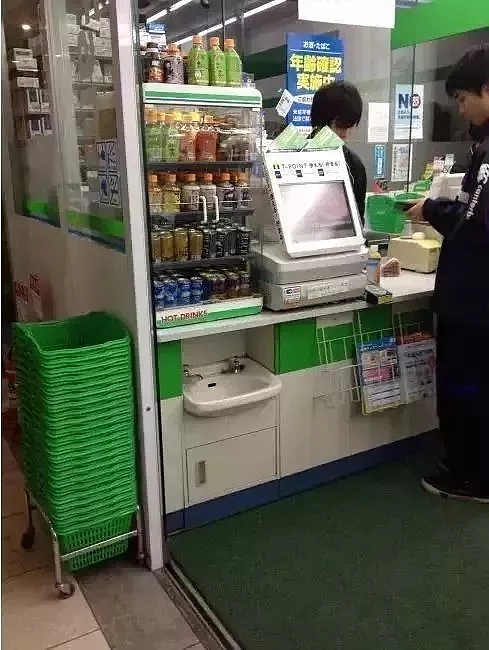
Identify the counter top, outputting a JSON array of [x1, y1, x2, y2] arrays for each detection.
[[156, 270, 435, 343]]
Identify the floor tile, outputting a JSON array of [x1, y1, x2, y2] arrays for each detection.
[[2, 567, 98, 650], [2, 512, 53, 580], [1, 468, 25, 518], [52, 630, 110, 650], [78, 561, 199, 650]]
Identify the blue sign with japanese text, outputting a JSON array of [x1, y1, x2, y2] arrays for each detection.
[[374, 144, 386, 179], [286, 33, 344, 129]]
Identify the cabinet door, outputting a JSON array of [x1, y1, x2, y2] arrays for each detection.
[[186, 428, 276, 506]]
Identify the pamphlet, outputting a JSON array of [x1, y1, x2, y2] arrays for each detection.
[[268, 124, 308, 151], [302, 126, 344, 151], [356, 337, 402, 414], [397, 333, 436, 404]]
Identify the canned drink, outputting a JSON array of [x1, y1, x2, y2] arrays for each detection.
[[237, 226, 252, 255], [200, 226, 217, 259], [190, 276, 203, 292], [188, 228, 204, 261], [164, 278, 178, 307], [151, 230, 162, 263], [153, 279, 166, 308], [173, 227, 189, 261], [223, 225, 237, 256], [238, 271, 251, 296], [225, 272, 240, 298], [160, 229, 174, 261], [201, 274, 211, 301], [177, 290, 191, 306], [213, 273, 227, 300], [191, 289, 203, 304], [177, 277, 191, 292], [215, 227, 226, 258]]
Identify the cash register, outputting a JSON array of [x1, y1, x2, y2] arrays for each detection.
[[253, 148, 367, 310]]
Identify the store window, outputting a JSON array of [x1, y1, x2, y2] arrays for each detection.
[[2, 0, 58, 223]]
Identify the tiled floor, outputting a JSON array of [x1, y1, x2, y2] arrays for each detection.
[[1, 438, 207, 650]]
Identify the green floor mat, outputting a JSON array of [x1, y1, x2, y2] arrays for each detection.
[[170, 457, 489, 650]]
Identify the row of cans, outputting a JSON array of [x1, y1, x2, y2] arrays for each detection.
[[151, 222, 252, 263], [153, 269, 251, 309]]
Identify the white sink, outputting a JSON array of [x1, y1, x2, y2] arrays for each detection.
[[183, 359, 282, 417]]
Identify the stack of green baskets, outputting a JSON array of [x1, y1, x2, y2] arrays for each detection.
[[13, 312, 138, 571]]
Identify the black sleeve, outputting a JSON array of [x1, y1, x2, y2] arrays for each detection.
[[353, 160, 367, 225], [422, 198, 463, 237]]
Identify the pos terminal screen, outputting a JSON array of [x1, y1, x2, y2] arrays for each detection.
[[278, 181, 356, 244]]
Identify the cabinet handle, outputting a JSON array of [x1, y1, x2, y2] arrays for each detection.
[[196, 460, 206, 486]]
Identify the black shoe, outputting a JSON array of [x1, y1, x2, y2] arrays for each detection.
[[421, 475, 489, 504], [437, 458, 450, 473]]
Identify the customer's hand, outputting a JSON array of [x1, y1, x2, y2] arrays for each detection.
[[406, 199, 426, 222]]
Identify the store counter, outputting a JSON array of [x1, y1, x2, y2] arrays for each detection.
[[156, 270, 435, 343], [157, 269, 437, 533]]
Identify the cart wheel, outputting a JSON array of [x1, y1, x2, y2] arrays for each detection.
[[56, 582, 75, 599], [21, 529, 35, 550], [136, 552, 146, 567]]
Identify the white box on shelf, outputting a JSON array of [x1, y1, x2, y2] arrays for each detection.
[[10, 76, 40, 89], [10, 48, 33, 61], [9, 58, 38, 72]]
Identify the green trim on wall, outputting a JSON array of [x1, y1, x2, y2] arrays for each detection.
[[66, 211, 125, 238], [392, 0, 488, 49], [156, 341, 183, 400], [244, 46, 287, 81], [274, 319, 320, 374]]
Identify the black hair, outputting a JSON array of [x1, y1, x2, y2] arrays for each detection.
[[445, 44, 489, 97], [310, 81, 363, 130]]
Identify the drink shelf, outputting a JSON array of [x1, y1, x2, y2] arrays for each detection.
[[150, 207, 254, 224], [146, 161, 254, 172], [153, 255, 250, 272]]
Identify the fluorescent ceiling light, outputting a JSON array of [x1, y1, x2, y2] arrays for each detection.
[[147, 8, 168, 22], [175, 35, 193, 46], [198, 16, 237, 36], [21, 23, 31, 31], [170, 0, 193, 11], [243, 0, 286, 19]]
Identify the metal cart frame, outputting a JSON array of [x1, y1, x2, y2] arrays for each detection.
[[21, 488, 145, 598]]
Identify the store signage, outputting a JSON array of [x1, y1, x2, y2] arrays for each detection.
[[394, 84, 424, 140], [297, 0, 396, 29], [286, 33, 344, 129], [373, 144, 386, 179], [158, 308, 208, 325]]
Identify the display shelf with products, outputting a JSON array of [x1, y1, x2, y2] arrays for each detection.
[[141, 83, 263, 327]]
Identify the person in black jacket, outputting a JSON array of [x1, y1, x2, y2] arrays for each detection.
[[408, 44, 489, 503], [310, 82, 367, 224]]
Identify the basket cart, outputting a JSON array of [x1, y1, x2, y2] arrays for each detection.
[[13, 312, 145, 598], [21, 491, 144, 598]]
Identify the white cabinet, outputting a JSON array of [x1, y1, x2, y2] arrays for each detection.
[[186, 428, 277, 506]]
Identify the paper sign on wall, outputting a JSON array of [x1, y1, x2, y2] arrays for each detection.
[[367, 102, 390, 143], [298, 0, 396, 29], [391, 143, 413, 183], [394, 84, 424, 141]]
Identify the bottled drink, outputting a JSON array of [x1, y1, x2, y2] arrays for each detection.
[[143, 42, 163, 82], [161, 173, 181, 213], [147, 174, 162, 215], [196, 115, 218, 162], [145, 108, 162, 163], [208, 37, 226, 86], [181, 173, 200, 212], [187, 35, 209, 86], [163, 43, 184, 84], [224, 38, 242, 87], [179, 113, 197, 162], [217, 172, 235, 211], [163, 113, 180, 162]]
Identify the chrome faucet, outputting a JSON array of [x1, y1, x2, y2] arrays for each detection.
[[223, 356, 245, 374], [183, 365, 203, 381]]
